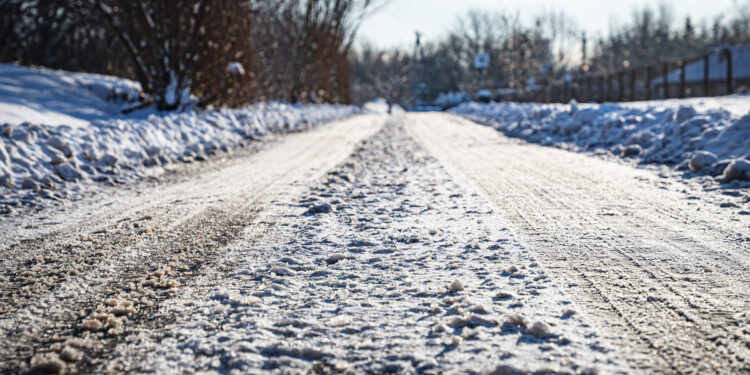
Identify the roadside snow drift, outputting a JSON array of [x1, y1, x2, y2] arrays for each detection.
[[0, 64, 145, 128], [451, 97, 750, 184], [0, 64, 360, 210]]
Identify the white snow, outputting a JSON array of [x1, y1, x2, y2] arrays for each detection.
[[227, 62, 246, 76], [525, 321, 551, 337], [451, 96, 750, 183], [0, 64, 360, 210], [435, 92, 469, 109], [448, 279, 465, 292], [721, 158, 750, 182], [122, 121, 628, 373], [0, 64, 145, 128], [689, 151, 719, 172], [163, 71, 179, 107], [363, 98, 405, 114], [621, 95, 750, 118]]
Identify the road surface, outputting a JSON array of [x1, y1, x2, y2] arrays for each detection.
[[0, 113, 748, 374]]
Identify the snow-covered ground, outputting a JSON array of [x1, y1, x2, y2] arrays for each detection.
[[1, 113, 747, 373], [0, 64, 360, 214], [451, 96, 750, 186], [128, 120, 625, 374], [0, 117, 628, 374]]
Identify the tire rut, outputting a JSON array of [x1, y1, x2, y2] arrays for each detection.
[[0, 115, 385, 374], [0, 200, 264, 374], [409, 113, 750, 374]]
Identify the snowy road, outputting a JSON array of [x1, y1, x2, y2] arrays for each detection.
[[409, 114, 750, 374], [1, 113, 749, 374]]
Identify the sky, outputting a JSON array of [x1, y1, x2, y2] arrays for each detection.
[[357, 0, 743, 52]]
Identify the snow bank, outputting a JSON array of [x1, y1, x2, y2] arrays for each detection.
[[0, 64, 146, 128], [0, 64, 360, 209], [450, 97, 750, 183], [0, 103, 358, 189]]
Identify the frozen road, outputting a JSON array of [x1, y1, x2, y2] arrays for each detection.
[[0, 114, 748, 374]]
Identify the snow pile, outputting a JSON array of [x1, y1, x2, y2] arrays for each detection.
[[363, 98, 405, 114], [0, 64, 360, 207], [0, 103, 358, 191], [434, 92, 468, 109], [0, 64, 146, 128], [451, 97, 750, 183]]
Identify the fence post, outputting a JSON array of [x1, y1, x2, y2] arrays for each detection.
[[580, 74, 591, 102], [618, 72, 624, 101], [570, 81, 575, 102], [703, 55, 710, 96], [662, 63, 669, 99], [551, 85, 556, 103], [724, 48, 733, 94], [646, 66, 652, 100], [630, 69, 636, 101], [571, 79, 577, 102], [679, 60, 686, 98], [586, 76, 591, 102], [549, 85, 553, 103]]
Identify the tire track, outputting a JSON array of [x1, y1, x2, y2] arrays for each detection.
[[409, 113, 750, 374], [0, 115, 384, 374]]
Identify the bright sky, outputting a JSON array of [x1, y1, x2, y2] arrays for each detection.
[[358, 0, 742, 51]]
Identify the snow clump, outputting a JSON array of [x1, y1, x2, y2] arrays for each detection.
[[689, 151, 719, 172], [720, 159, 750, 182], [448, 279, 465, 292]]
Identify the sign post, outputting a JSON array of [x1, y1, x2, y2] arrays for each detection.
[[474, 52, 490, 101], [474, 52, 490, 69]]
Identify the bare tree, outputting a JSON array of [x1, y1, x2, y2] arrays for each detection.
[[351, 44, 415, 111], [249, 0, 383, 104], [94, 1, 254, 110], [1, 0, 385, 109]]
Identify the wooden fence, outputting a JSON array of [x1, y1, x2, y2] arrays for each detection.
[[537, 47, 746, 103]]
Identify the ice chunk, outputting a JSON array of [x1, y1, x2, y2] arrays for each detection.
[[448, 279, 464, 292], [720, 159, 750, 182], [674, 105, 698, 123], [526, 321, 551, 336], [54, 164, 82, 181], [304, 203, 332, 215], [506, 313, 528, 327], [688, 151, 718, 172]]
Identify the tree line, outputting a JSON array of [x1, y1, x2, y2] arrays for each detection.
[[0, 0, 378, 110], [587, 4, 750, 74], [351, 2, 750, 108]]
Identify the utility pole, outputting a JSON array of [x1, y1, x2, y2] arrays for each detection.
[[413, 31, 425, 108], [581, 32, 587, 70], [414, 31, 422, 60]]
